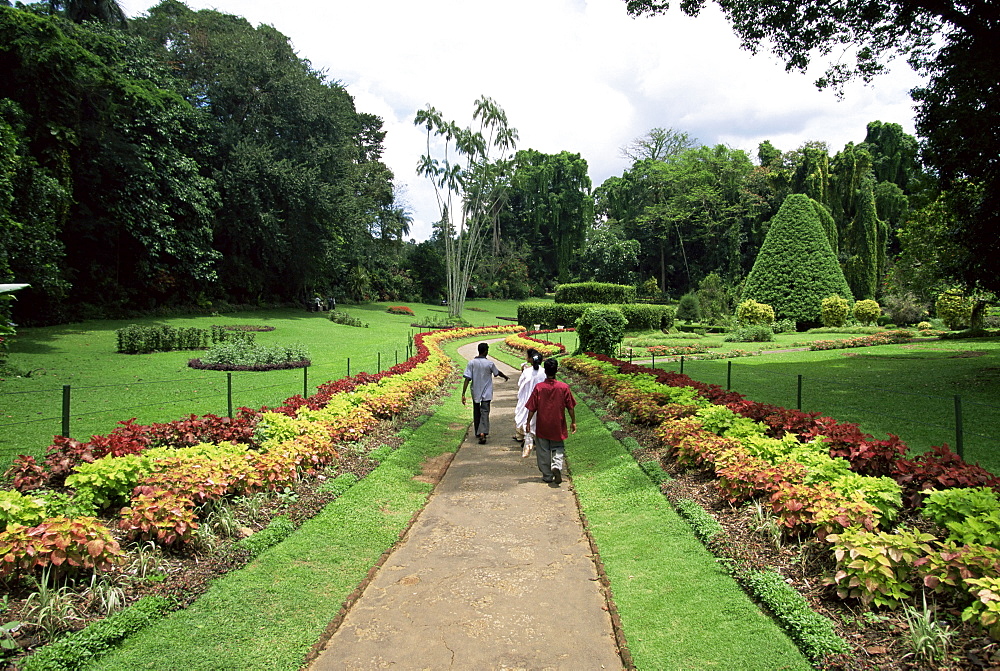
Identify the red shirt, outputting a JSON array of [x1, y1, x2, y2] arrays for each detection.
[[525, 378, 576, 441]]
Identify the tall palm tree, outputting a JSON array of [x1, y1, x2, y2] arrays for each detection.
[[48, 0, 127, 27]]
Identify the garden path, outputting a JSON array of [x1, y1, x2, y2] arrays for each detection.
[[308, 341, 624, 670]]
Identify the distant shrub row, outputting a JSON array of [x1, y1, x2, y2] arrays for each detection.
[[554, 282, 636, 305], [115, 324, 274, 354], [518, 302, 675, 331]]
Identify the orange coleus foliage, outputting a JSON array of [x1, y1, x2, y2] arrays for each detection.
[[0, 516, 123, 577], [118, 487, 199, 546]]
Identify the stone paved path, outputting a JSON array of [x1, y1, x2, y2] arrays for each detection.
[[309, 341, 623, 670]]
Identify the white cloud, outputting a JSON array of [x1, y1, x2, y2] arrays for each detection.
[[119, 0, 926, 241]]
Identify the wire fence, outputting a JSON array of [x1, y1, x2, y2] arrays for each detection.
[[633, 354, 1000, 471], [0, 345, 417, 469]]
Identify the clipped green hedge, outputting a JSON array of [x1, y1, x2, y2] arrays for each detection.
[[518, 302, 674, 331], [20, 596, 173, 671], [744, 570, 850, 662], [554, 282, 636, 304], [115, 325, 210, 354]]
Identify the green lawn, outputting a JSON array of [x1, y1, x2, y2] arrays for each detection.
[[0, 300, 523, 471]]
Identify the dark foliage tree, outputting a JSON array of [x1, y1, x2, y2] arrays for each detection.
[[404, 239, 447, 303], [133, 0, 393, 304], [505, 149, 592, 285], [596, 145, 757, 294], [49, 0, 127, 26], [573, 224, 640, 286], [1, 7, 219, 322]]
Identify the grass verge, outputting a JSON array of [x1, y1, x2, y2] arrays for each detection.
[[83, 380, 470, 670], [568, 389, 812, 670]]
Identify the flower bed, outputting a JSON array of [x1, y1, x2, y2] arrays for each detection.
[[809, 330, 913, 351], [563, 351, 1000, 646], [386, 306, 414, 315], [502, 328, 572, 357], [1, 325, 521, 577]]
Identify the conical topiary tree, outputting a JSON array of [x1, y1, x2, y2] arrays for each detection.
[[742, 193, 854, 327]]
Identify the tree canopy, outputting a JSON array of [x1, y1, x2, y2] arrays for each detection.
[[624, 0, 1000, 296]]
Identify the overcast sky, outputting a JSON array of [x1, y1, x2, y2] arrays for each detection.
[[119, 0, 925, 241]]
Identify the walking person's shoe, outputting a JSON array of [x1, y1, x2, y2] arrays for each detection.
[[552, 467, 562, 484], [478, 433, 487, 444]]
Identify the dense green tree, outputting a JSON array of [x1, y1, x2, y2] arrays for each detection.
[[861, 121, 920, 191], [1, 6, 220, 321], [404, 239, 447, 303], [844, 175, 882, 300], [134, 1, 392, 303], [624, 0, 1000, 296], [598, 145, 755, 294], [573, 224, 640, 285], [505, 149, 592, 285], [790, 142, 831, 206], [742, 193, 854, 325]]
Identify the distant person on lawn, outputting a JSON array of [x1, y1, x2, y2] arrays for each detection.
[[461, 342, 509, 444], [525, 358, 576, 484]]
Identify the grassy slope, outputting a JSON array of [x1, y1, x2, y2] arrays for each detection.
[[0, 300, 521, 471]]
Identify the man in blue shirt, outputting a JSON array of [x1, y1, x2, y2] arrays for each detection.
[[461, 342, 509, 444]]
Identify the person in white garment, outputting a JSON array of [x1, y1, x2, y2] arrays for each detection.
[[513, 349, 546, 457]]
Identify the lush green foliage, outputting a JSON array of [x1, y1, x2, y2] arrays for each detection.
[[575, 307, 627, 356], [853, 299, 882, 326], [742, 194, 854, 325], [828, 526, 936, 608], [936, 290, 974, 330], [821, 295, 850, 327], [505, 151, 593, 286], [735, 299, 774, 325], [0, 489, 46, 530], [63, 455, 153, 510]]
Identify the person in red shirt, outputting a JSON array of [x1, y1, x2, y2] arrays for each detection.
[[524, 358, 577, 484]]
